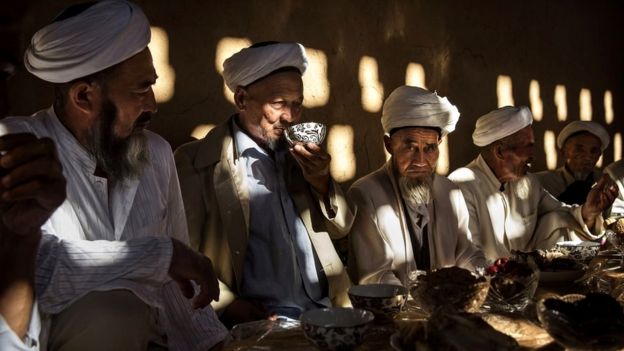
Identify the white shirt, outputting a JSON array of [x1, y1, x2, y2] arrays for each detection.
[[449, 154, 603, 261], [0, 303, 40, 351], [0, 108, 227, 351]]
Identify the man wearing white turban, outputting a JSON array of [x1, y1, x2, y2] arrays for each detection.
[[534, 121, 610, 205], [175, 41, 353, 327], [2, 1, 228, 350], [449, 106, 618, 261], [348, 86, 485, 286]]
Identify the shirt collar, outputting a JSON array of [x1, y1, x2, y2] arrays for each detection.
[[232, 117, 272, 159], [476, 153, 505, 191], [48, 106, 97, 174]]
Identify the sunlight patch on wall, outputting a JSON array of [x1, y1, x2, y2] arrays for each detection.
[[615, 133, 622, 161], [554, 85, 568, 122], [328, 125, 356, 182], [302, 48, 330, 108], [605, 90, 614, 125], [544, 130, 557, 170], [191, 124, 215, 140], [149, 27, 175, 103], [359, 56, 384, 112], [529, 80, 543, 121], [579, 88, 592, 121], [405, 63, 426, 88], [215, 37, 252, 104], [436, 137, 449, 175], [496, 75, 514, 107]]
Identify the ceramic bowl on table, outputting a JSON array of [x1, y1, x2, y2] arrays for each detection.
[[555, 240, 600, 262], [348, 284, 407, 321], [300, 307, 374, 351], [284, 122, 326, 146]]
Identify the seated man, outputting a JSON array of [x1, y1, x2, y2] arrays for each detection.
[[3, 1, 227, 349], [605, 160, 624, 217], [449, 106, 618, 260], [534, 121, 609, 204], [0, 134, 220, 350], [348, 86, 485, 286], [175, 42, 353, 326]]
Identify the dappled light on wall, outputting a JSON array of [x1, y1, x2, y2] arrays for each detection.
[[302, 48, 329, 108], [579, 88, 592, 121], [405, 63, 426, 89], [149, 27, 175, 103], [496, 75, 514, 108], [615, 133, 622, 161], [215, 37, 252, 104], [359, 56, 384, 112], [191, 124, 215, 140], [437, 137, 449, 175], [529, 80, 543, 121], [328, 125, 356, 182], [544, 130, 557, 170], [605, 90, 614, 125], [554, 85, 568, 122]]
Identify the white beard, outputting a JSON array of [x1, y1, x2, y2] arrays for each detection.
[[399, 176, 433, 207]]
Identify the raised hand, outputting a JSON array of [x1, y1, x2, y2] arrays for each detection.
[[582, 174, 619, 227], [289, 142, 331, 195], [0, 133, 66, 238]]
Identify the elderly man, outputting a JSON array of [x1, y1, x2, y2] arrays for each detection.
[[605, 160, 624, 217], [535, 121, 610, 204], [175, 42, 353, 326], [348, 86, 485, 286], [449, 106, 618, 260], [1, 1, 227, 350]]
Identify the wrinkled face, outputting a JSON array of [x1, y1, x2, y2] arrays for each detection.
[[562, 132, 602, 177], [385, 127, 440, 181], [103, 47, 157, 140], [497, 125, 535, 181], [236, 70, 303, 149]]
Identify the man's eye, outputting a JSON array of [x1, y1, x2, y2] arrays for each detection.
[[271, 101, 286, 109]]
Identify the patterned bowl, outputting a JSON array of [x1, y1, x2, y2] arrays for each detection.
[[555, 241, 600, 262], [300, 307, 374, 351], [285, 122, 327, 146], [348, 284, 407, 321]]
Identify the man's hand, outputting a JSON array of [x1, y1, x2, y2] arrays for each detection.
[[290, 143, 331, 196], [0, 133, 66, 238], [582, 174, 619, 227], [220, 298, 274, 329], [168, 238, 220, 309]]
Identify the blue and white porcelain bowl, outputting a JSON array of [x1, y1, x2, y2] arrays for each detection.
[[285, 122, 326, 146], [300, 307, 374, 351], [348, 284, 407, 321], [555, 241, 600, 262]]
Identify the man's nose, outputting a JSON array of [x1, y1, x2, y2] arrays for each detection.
[[413, 151, 426, 165], [144, 88, 158, 114]]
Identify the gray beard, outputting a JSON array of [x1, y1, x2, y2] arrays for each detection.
[[399, 176, 433, 207], [88, 98, 148, 181]]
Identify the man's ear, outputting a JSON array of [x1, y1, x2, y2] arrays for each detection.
[[234, 87, 247, 111], [383, 134, 393, 155], [67, 81, 101, 117], [493, 144, 506, 160]]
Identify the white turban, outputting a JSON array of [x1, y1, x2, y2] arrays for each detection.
[[222, 42, 308, 92], [381, 86, 460, 136], [556, 121, 610, 151], [24, 0, 150, 83], [472, 106, 533, 147]]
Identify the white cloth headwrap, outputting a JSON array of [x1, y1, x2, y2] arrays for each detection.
[[556, 121, 610, 151], [24, 0, 151, 83], [381, 85, 460, 136], [222, 42, 308, 93], [472, 106, 533, 147]]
